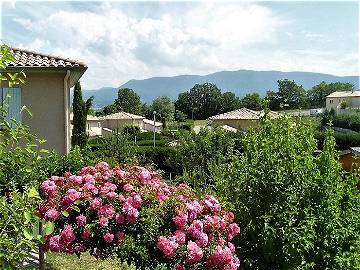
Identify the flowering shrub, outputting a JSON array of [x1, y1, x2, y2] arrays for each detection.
[[39, 162, 240, 269]]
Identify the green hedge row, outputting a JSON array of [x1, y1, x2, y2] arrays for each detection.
[[316, 131, 360, 150]]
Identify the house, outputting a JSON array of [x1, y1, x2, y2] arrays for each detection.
[[326, 91, 360, 112], [208, 108, 279, 130], [70, 113, 102, 138], [1, 47, 87, 153], [338, 147, 360, 171], [143, 118, 163, 133], [101, 111, 145, 131]]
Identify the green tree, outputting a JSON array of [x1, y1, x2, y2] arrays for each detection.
[[209, 116, 360, 269], [175, 83, 222, 119], [265, 90, 279, 110], [308, 81, 355, 108], [114, 88, 142, 115], [150, 96, 175, 128], [240, 93, 263, 110], [276, 79, 307, 109], [219, 92, 242, 113], [71, 82, 93, 148]]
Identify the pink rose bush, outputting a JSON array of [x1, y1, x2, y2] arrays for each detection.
[[39, 162, 240, 269]]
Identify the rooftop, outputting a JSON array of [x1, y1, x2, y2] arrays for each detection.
[[7, 47, 87, 69], [209, 108, 279, 120], [326, 91, 360, 98], [102, 111, 144, 120], [143, 119, 163, 127]]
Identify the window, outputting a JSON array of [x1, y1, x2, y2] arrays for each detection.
[[97, 122, 101, 128], [1, 88, 22, 126], [87, 123, 90, 130], [329, 99, 333, 104]]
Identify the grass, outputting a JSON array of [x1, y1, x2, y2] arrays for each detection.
[[45, 252, 136, 270], [193, 120, 207, 126]]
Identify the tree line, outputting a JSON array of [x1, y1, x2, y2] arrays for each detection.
[[95, 80, 355, 120]]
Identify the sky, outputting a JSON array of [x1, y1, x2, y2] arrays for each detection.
[[1, 0, 359, 90]]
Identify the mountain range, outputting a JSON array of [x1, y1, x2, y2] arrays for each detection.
[[82, 70, 360, 108]]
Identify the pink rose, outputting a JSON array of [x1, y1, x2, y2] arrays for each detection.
[[60, 224, 75, 243], [115, 213, 125, 224], [99, 216, 109, 227], [44, 208, 60, 221], [127, 207, 139, 224], [157, 236, 178, 258], [123, 184, 133, 192], [49, 235, 61, 252], [175, 230, 186, 244], [186, 241, 203, 264], [173, 213, 188, 229], [90, 198, 102, 209], [228, 223, 240, 240], [76, 214, 87, 226], [81, 229, 92, 240], [103, 232, 114, 243], [115, 231, 125, 243]]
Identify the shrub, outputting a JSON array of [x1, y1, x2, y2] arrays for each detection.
[[315, 130, 360, 150], [136, 146, 177, 175], [209, 116, 360, 269], [39, 163, 241, 270]]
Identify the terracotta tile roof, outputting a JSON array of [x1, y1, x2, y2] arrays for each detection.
[[209, 108, 279, 120], [326, 91, 360, 98], [8, 47, 86, 68], [102, 111, 144, 120]]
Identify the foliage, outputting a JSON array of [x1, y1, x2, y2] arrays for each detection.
[[307, 81, 354, 108], [39, 163, 241, 270], [316, 130, 360, 151], [269, 79, 307, 110], [0, 187, 43, 269], [71, 82, 93, 148], [172, 128, 238, 189], [322, 111, 360, 132], [114, 88, 142, 115], [136, 146, 177, 175], [208, 116, 360, 269], [150, 96, 175, 127], [174, 110, 188, 123], [175, 83, 223, 120], [219, 92, 242, 113], [239, 93, 262, 111], [122, 125, 141, 141], [88, 133, 138, 166]]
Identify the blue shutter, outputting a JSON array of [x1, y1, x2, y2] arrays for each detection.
[[2, 88, 22, 126]]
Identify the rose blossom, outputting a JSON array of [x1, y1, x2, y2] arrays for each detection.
[[49, 235, 61, 252], [115, 213, 125, 224], [103, 232, 114, 243], [76, 214, 87, 226], [61, 224, 75, 243], [123, 183, 133, 192], [44, 208, 60, 221], [99, 216, 109, 227], [90, 198, 102, 209], [157, 236, 178, 258], [81, 229, 92, 240], [186, 241, 203, 264], [116, 231, 125, 243]]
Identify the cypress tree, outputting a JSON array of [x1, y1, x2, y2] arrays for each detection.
[[71, 81, 93, 148]]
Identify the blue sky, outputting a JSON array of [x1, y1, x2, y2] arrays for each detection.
[[1, 1, 359, 89]]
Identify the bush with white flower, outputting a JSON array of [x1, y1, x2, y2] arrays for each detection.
[[39, 162, 240, 269]]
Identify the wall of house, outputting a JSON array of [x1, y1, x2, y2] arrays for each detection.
[[86, 120, 102, 137], [211, 119, 259, 130], [144, 123, 162, 133], [103, 119, 144, 130], [326, 97, 352, 111], [19, 72, 67, 153]]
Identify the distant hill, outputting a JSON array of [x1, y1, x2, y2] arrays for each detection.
[[82, 70, 360, 108]]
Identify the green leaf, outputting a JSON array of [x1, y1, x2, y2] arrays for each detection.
[[44, 221, 54, 235], [24, 210, 32, 224], [71, 205, 80, 212], [23, 228, 33, 240], [62, 210, 69, 217], [28, 186, 40, 199]]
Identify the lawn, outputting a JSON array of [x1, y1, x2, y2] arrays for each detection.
[[193, 120, 208, 126], [45, 252, 135, 270]]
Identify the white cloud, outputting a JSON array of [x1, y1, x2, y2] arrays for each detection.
[[6, 2, 358, 89], [9, 2, 286, 89]]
